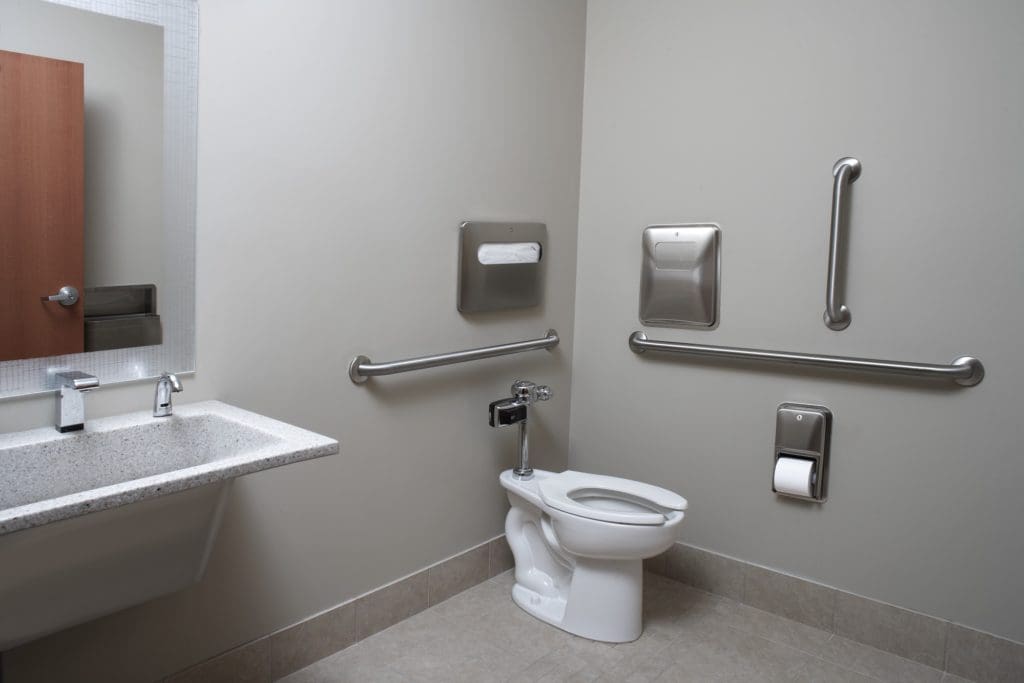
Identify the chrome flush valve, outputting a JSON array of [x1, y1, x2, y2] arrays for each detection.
[[511, 379, 552, 405], [490, 380, 552, 480]]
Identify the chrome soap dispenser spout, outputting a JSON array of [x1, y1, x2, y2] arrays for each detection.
[[153, 372, 183, 417]]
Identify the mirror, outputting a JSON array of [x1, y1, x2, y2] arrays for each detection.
[[0, 0, 197, 397]]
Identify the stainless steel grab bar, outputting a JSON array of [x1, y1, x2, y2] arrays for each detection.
[[349, 329, 559, 383], [628, 332, 984, 386], [824, 157, 861, 330]]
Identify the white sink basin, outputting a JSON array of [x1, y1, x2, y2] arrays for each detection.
[[0, 400, 337, 649]]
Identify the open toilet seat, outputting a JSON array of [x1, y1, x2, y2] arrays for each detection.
[[502, 468, 688, 641], [538, 470, 688, 526]]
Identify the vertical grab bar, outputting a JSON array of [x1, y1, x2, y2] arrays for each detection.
[[824, 157, 861, 330]]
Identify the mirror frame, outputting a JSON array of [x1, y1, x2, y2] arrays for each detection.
[[0, 0, 198, 399]]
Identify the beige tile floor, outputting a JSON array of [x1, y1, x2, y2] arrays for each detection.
[[280, 572, 971, 683]]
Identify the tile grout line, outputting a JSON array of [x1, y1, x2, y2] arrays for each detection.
[[718, 622, 888, 683], [287, 534, 500, 639], [643, 585, 893, 683], [694, 581, 935, 683], [299, 565, 957, 683], [348, 572, 939, 683], [173, 537, 1013, 683], [655, 541, 1022, 680], [284, 560, 510, 681], [830, 586, 838, 635], [169, 535, 507, 682], [942, 621, 951, 674]]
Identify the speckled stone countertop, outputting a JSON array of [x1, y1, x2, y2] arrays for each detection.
[[0, 400, 338, 536]]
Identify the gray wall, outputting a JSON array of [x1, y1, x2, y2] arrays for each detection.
[[570, 0, 1024, 643], [4, 1, 1024, 679], [0, 1, 586, 680], [0, 0, 163, 293]]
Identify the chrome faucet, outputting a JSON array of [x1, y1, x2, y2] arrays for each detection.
[[55, 371, 100, 432], [488, 380, 551, 479], [153, 372, 183, 417]]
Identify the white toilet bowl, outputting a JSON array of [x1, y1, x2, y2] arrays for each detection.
[[500, 469, 687, 643]]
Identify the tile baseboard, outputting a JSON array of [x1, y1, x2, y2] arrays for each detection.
[[163, 535, 512, 683], [143, 536, 1024, 683], [647, 542, 1024, 683]]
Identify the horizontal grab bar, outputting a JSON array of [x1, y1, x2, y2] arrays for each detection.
[[349, 329, 559, 384], [628, 332, 984, 387]]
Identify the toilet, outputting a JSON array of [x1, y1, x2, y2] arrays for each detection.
[[500, 468, 687, 643]]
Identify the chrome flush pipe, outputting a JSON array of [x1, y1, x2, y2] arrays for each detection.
[[517, 419, 530, 479]]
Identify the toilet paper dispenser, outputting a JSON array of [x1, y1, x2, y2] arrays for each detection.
[[773, 403, 832, 502]]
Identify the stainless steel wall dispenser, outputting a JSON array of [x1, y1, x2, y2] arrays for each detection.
[[458, 221, 546, 313], [639, 224, 720, 328], [773, 403, 832, 502]]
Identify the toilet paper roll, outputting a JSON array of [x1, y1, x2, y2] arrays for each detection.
[[477, 242, 541, 264], [773, 457, 816, 497]]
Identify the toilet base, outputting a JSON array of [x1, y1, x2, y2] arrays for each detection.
[[501, 469, 682, 644], [511, 557, 643, 643]]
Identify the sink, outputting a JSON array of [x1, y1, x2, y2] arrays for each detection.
[[0, 400, 338, 649]]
